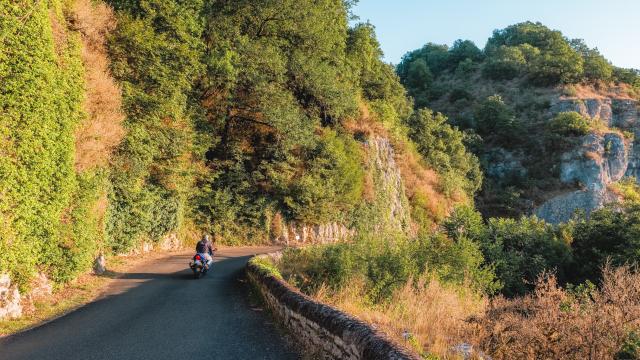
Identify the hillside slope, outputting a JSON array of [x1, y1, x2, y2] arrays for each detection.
[[0, 0, 474, 318], [398, 22, 640, 221]]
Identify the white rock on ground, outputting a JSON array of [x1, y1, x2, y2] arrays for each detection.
[[0, 273, 22, 320], [94, 254, 106, 275]]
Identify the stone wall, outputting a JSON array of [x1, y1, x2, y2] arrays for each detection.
[[246, 257, 421, 360]]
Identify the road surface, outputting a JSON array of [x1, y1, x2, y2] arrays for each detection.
[[0, 247, 300, 360]]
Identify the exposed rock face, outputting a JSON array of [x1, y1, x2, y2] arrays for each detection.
[[560, 133, 628, 190], [485, 148, 527, 184], [30, 272, 53, 300], [550, 98, 638, 129], [275, 222, 354, 245], [535, 189, 620, 224], [536, 98, 638, 223], [366, 137, 412, 233], [0, 274, 22, 320], [160, 232, 181, 250]]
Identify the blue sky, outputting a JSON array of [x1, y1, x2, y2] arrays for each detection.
[[351, 0, 640, 69]]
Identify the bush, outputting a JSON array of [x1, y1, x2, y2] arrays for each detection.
[[477, 265, 640, 360], [406, 109, 482, 196], [473, 95, 519, 142], [479, 217, 572, 296], [571, 203, 640, 282], [279, 233, 497, 304], [548, 111, 592, 136]]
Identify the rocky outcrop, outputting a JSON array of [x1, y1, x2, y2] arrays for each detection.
[[0, 274, 22, 320], [484, 148, 527, 184], [560, 133, 628, 190], [536, 98, 639, 223], [275, 222, 355, 245], [367, 137, 412, 233], [94, 254, 106, 275], [535, 189, 620, 224], [550, 98, 638, 129]]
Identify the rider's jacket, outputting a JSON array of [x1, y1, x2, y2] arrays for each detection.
[[196, 239, 214, 255]]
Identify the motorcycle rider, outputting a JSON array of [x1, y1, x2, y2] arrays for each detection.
[[195, 234, 216, 269]]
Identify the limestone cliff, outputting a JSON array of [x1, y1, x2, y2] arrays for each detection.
[[535, 98, 639, 223], [272, 136, 413, 244]]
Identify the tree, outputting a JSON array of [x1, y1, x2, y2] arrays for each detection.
[[481, 217, 571, 296], [571, 39, 613, 83], [448, 39, 483, 68], [473, 95, 518, 142], [482, 45, 529, 80], [406, 109, 482, 196]]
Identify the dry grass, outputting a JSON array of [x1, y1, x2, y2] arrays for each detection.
[[560, 83, 637, 100], [304, 265, 640, 359], [315, 276, 486, 359], [474, 265, 640, 360], [70, 0, 125, 171], [393, 140, 459, 230], [344, 101, 461, 229]]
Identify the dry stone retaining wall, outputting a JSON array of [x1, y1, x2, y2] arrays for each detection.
[[246, 257, 421, 360]]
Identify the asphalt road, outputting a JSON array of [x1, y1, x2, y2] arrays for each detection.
[[0, 247, 301, 360]]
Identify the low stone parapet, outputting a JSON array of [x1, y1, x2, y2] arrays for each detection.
[[246, 256, 421, 360]]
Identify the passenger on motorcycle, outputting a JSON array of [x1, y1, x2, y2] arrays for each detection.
[[195, 235, 216, 269]]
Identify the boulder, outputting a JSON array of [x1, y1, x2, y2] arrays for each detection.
[[534, 189, 620, 224], [94, 254, 106, 275], [0, 274, 22, 320]]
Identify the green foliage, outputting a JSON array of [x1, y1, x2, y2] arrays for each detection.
[[617, 332, 640, 360], [613, 67, 640, 88], [106, 0, 206, 251], [280, 233, 497, 305], [479, 217, 572, 296], [0, 1, 100, 288], [194, 1, 416, 241], [548, 111, 592, 136], [485, 22, 584, 85], [248, 256, 283, 279], [283, 130, 365, 223], [448, 39, 483, 66], [406, 109, 482, 196], [482, 45, 529, 80], [473, 95, 518, 141], [571, 203, 640, 282]]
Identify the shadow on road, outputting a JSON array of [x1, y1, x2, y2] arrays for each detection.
[[1, 252, 300, 360]]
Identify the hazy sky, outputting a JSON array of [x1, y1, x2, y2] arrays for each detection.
[[352, 0, 640, 69]]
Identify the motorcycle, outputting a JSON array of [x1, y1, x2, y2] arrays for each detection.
[[189, 254, 211, 279]]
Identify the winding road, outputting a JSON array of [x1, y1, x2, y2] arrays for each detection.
[[0, 247, 301, 360]]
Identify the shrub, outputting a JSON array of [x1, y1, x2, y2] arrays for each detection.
[[479, 216, 572, 296], [571, 203, 640, 283], [406, 109, 482, 197], [476, 265, 640, 360], [473, 95, 519, 142], [548, 111, 592, 136]]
